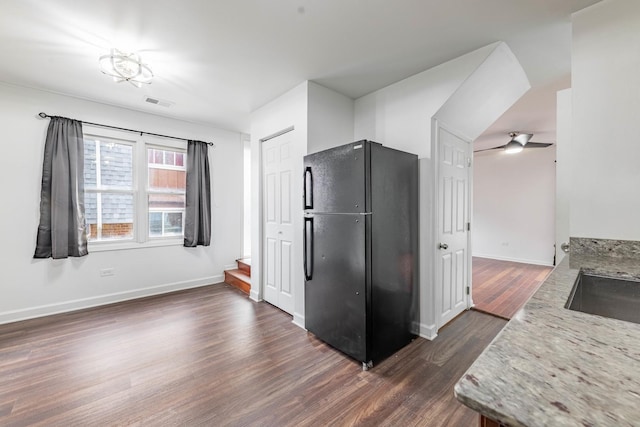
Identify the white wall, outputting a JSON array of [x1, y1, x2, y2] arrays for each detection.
[[249, 81, 308, 327], [354, 44, 497, 158], [434, 43, 530, 142], [307, 81, 354, 154], [0, 83, 243, 324], [473, 148, 556, 266], [571, 0, 640, 240]]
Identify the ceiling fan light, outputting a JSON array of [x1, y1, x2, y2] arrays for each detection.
[[504, 140, 524, 154]]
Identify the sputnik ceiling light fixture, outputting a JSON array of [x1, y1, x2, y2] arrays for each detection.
[[99, 48, 153, 88]]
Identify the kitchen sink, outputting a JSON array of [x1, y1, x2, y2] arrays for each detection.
[[566, 273, 640, 325]]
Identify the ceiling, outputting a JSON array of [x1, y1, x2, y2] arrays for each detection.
[[0, 0, 601, 142]]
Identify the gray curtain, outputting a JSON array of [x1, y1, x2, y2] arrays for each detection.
[[184, 140, 211, 247], [34, 117, 88, 259]]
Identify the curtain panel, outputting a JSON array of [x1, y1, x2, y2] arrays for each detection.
[[34, 117, 88, 259], [184, 140, 211, 247]]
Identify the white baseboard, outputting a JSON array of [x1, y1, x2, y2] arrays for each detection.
[[472, 254, 554, 267], [249, 288, 261, 302], [0, 274, 223, 326], [292, 312, 305, 330], [419, 323, 438, 340]]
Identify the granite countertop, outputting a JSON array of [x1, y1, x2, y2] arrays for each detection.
[[455, 239, 640, 427]]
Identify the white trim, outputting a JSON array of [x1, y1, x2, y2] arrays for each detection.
[[472, 254, 554, 267], [419, 323, 438, 341], [431, 119, 440, 332], [260, 126, 294, 142], [292, 312, 305, 329], [88, 237, 183, 252], [249, 288, 261, 302], [0, 275, 223, 326]]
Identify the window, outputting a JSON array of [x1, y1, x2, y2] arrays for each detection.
[[147, 147, 186, 237], [82, 127, 187, 249], [84, 138, 135, 241]]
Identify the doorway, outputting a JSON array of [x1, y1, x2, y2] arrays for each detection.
[[470, 145, 556, 319]]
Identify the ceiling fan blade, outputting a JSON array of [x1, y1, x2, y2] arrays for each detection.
[[513, 133, 533, 145], [473, 144, 506, 153], [524, 142, 553, 148]]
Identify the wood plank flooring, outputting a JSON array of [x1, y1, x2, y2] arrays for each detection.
[[0, 284, 506, 426], [472, 257, 553, 320]]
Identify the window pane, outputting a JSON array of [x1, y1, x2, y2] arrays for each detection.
[[149, 212, 162, 237], [148, 169, 186, 192], [100, 142, 133, 189], [164, 151, 175, 166], [154, 150, 163, 164], [164, 212, 183, 235], [85, 192, 134, 241], [148, 194, 186, 210], [84, 139, 97, 188], [85, 192, 97, 240], [148, 147, 186, 192], [175, 153, 184, 167], [148, 149, 154, 163]]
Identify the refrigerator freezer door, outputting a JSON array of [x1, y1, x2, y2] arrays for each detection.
[[304, 213, 368, 362], [303, 142, 367, 214]]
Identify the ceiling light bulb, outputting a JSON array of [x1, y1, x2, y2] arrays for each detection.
[[504, 140, 524, 154]]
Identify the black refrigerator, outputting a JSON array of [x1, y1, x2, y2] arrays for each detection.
[[303, 140, 418, 369]]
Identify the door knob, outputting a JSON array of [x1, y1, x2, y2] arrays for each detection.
[[438, 243, 448, 250], [560, 242, 569, 253]]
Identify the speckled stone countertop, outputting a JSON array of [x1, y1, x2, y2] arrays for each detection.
[[455, 240, 640, 427]]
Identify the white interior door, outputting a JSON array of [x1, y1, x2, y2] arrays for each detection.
[[262, 132, 294, 314], [435, 127, 471, 329]]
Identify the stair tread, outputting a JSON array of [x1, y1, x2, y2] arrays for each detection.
[[236, 257, 251, 266], [224, 269, 251, 295], [225, 269, 250, 282]]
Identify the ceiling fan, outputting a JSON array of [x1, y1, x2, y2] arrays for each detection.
[[474, 132, 554, 154]]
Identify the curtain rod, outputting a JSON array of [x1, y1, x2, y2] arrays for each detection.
[[38, 112, 215, 148]]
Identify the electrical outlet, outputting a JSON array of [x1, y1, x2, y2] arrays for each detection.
[[501, 242, 509, 247], [100, 268, 115, 277]]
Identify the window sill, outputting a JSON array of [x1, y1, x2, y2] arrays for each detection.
[[88, 238, 184, 253]]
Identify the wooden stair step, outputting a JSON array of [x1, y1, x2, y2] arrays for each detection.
[[224, 269, 251, 295], [237, 258, 251, 276]]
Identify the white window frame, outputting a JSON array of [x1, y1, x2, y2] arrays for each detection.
[[146, 142, 187, 241], [83, 126, 186, 252]]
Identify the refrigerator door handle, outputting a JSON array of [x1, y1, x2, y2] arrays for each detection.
[[304, 166, 313, 209], [304, 216, 314, 280]]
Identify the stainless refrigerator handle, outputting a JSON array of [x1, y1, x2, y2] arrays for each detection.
[[304, 217, 314, 280], [304, 167, 313, 209]]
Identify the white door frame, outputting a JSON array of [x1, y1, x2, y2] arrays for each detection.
[[255, 126, 295, 304], [431, 119, 474, 331]]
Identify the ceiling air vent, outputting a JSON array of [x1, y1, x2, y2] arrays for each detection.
[[144, 97, 174, 108]]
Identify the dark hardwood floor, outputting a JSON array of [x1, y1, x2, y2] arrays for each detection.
[[472, 257, 553, 320], [0, 283, 506, 426]]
